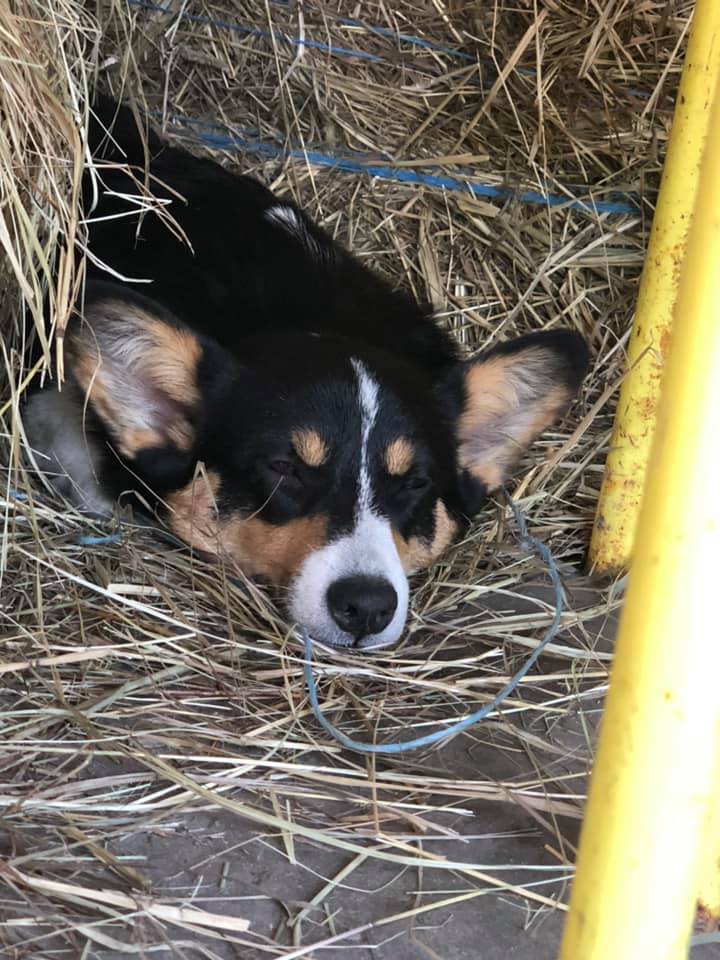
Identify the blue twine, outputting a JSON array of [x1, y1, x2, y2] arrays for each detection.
[[168, 120, 639, 217], [334, 15, 475, 62], [127, 0, 384, 63], [75, 533, 123, 546], [126, 3, 641, 215], [127, 0, 652, 98], [128, 0, 475, 65], [303, 494, 563, 754], [8, 489, 121, 545]]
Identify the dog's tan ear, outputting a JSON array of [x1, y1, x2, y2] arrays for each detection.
[[67, 288, 203, 460], [455, 331, 589, 491]]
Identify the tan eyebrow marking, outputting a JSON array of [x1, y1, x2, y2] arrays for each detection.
[[291, 429, 329, 467], [384, 437, 415, 476]]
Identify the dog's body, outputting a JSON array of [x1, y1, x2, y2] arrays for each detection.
[[25, 97, 589, 650]]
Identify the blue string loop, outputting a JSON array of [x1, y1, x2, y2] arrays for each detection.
[[75, 533, 123, 546], [303, 494, 563, 754]]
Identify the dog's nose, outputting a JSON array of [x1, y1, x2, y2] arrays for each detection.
[[326, 576, 398, 640]]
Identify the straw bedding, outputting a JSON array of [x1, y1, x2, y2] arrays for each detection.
[[0, 1, 692, 956]]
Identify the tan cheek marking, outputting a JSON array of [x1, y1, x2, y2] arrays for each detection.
[[384, 437, 415, 476], [291, 429, 328, 467], [392, 500, 458, 574], [166, 471, 223, 554], [166, 473, 328, 583], [221, 514, 329, 582]]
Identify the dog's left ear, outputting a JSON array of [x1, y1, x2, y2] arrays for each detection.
[[444, 331, 589, 492]]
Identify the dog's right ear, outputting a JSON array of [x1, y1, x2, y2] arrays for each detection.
[[67, 287, 216, 463], [440, 330, 589, 494]]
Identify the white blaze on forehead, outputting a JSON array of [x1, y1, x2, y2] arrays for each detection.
[[287, 358, 410, 650], [351, 358, 379, 514]]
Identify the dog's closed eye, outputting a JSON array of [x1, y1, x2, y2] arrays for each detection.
[[266, 459, 298, 479], [257, 458, 305, 498], [403, 471, 430, 493]]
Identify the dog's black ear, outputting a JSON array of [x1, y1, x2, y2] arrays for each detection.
[[445, 331, 589, 492], [67, 285, 212, 462]]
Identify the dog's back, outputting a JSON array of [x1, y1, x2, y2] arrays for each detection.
[[84, 96, 457, 377]]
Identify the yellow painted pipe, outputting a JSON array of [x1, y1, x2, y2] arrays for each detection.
[[697, 750, 720, 926], [559, 55, 720, 960], [588, 0, 720, 574]]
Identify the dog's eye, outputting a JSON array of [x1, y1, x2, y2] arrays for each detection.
[[254, 456, 311, 517], [268, 459, 291, 476], [267, 459, 300, 483], [404, 472, 431, 494]]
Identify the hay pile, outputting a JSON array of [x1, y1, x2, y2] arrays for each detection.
[[0, 1, 691, 956]]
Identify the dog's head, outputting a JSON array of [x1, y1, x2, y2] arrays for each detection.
[[67, 284, 588, 650]]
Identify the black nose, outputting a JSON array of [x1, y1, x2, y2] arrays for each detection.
[[326, 576, 398, 640]]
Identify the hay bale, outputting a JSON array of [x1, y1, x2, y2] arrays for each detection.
[[0, 2, 88, 368], [0, 1, 691, 954]]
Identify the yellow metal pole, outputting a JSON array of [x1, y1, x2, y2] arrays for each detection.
[[588, 0, 720, 574], [697, 751, 720, 927], [559, 57, 720, 960]]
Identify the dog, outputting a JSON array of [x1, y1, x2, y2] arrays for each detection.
[[24, 96, 589, 651]]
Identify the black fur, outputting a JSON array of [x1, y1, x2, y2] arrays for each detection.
[[83, 96, 457, 378]]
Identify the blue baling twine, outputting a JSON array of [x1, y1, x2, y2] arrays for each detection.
[[303, 494, 563, 754], [128, 0, 384, 63], [128, 0, 480, 65], [128, 1, 643, 216], [127, 0, 652, 97], [8, 489, 122, 546], [169, 121, 639, 217], [75, 533, 123, 546]]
